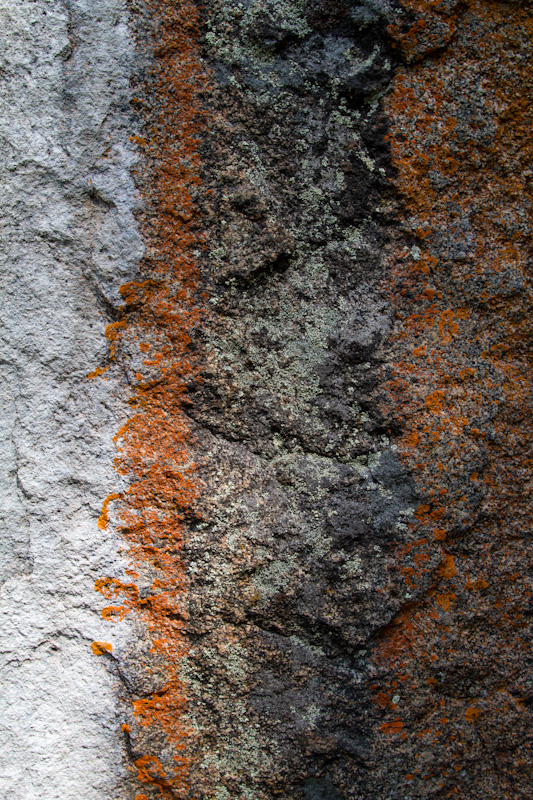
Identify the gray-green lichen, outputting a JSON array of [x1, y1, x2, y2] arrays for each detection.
[[180, 2, 418, 797]]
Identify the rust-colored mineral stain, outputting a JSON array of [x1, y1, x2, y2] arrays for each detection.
[[94, 1, 207, 795], [373, 0, 533, 791]]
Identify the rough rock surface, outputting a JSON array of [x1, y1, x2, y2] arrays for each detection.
[[0, 1, 140, 797], [1, 1, 532, 799]]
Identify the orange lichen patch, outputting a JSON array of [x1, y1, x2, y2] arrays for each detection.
[[101, 605, 130, 621], [97, 493, 122, 530], [105, 321, 128, 341], [90, 641, 113, 656], [374, 690, 393, 709], [95, 577, 139, 604], [425, 390, 445, 414], [465, 577, 488, 591], [435, 593, 456, 611], [119, 279, 160, 306], [437, 555, 456, 581], [373, 0, 533, 791], [387, 2, 460, 64], [464, 707, 481, 722], [438, 310, 459, 344], [105, 320, 129, 360], [92, 0, 208, 795], [87, 365, 109, 380], [381, 719, 404, 735], [135, 754, 183, 797]]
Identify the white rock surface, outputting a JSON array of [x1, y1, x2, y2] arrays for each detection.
[[0, 1, 140, 797]]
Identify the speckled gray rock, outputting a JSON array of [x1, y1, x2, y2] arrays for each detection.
[[175, 2, 419, 797]]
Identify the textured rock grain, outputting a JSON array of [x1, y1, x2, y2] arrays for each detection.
[[0, 1, 140, 797], [1, 1, 532, 799]]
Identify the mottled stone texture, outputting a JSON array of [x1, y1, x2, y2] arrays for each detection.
[[181, 1, 412, 797], [371, 2, 533, 798], [169, 1, 530, 798], [2, 1, 532, 799]]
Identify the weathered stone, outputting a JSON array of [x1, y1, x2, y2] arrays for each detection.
[[0, 1, 141, 797], [1, 1, 532, 798]]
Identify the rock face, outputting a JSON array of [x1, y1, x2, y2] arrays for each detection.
[[1, 1, 532, 799], [0, 1, 141, 797]]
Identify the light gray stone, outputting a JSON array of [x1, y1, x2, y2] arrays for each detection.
[[0, 1, 140, 797]]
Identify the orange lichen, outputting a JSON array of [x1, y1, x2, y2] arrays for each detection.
[[381, 719, 404, 735], [435, 593, 456, 611], [134, 754, 184, 798], [465, 577, 488, 591], [438, 310, 459, 344], [97, 493, 122, 530], [105, 321, 128, 341], [93, 0, 208, 795], [373, 0, 533, 792], [87, 365, 109, 380], [437, 555, 456, 580], [95, 577, 139, 603], [101, 605, 129, 621], [90, 641, 113, 656], [105, 320, 129, 360]]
